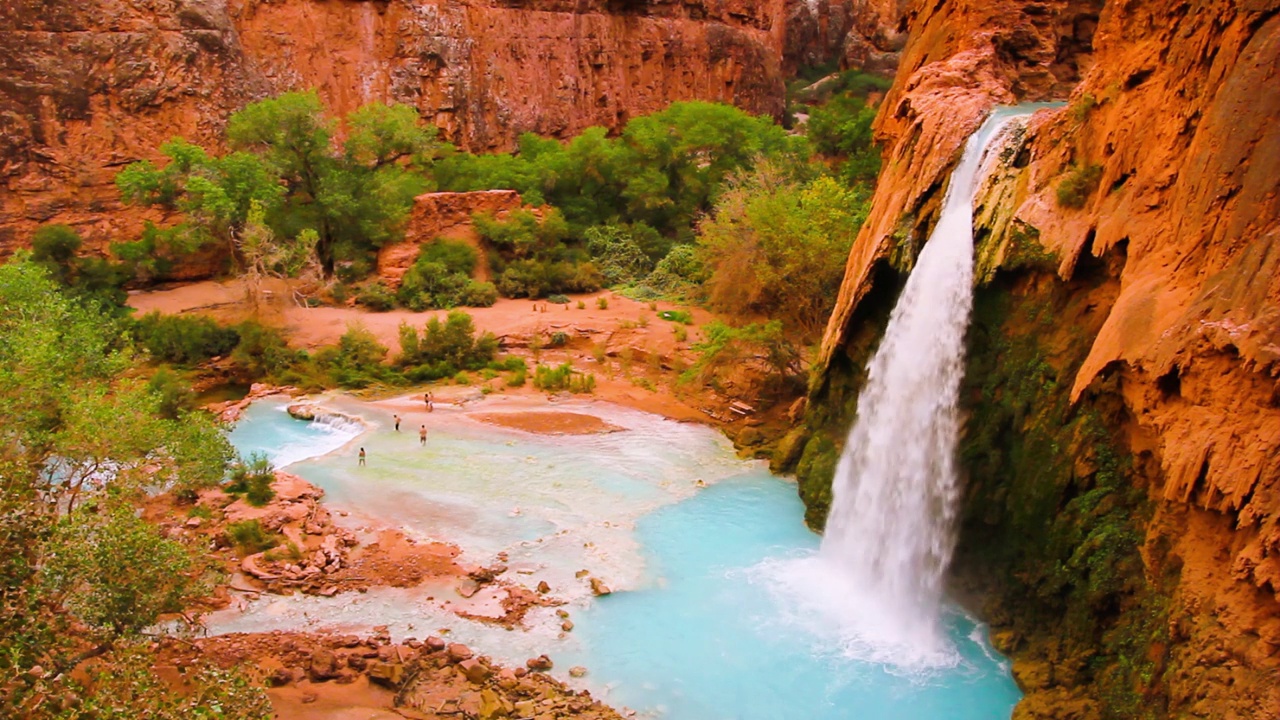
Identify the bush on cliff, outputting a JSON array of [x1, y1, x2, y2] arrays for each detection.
[[1056, 163, 1103, 209]]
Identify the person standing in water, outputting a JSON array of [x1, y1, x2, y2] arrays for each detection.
[[419, 425, 428, 445], [393, 414, 401, 431], [358, 448, 366, 466]]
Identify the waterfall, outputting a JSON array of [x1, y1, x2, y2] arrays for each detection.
[[778, 107, 1042, 665]]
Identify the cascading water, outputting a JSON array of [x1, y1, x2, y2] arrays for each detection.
[[794, 107, 1045, 664]]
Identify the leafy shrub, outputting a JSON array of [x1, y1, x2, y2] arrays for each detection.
[[231, 320, 298, 379], [596, 296, 609, 310], [147, 366, 195, 419], [226, 519, 279, 555], [549, 331, 569, 347], [398, 311, 498, 373], [506, 366, 527, 387], [454, 371, 471, 385], [584, 225, 654, 285], [1056, 164, 1103, 209], [547, 293, 570, 304], [533, 363, 595, 393], [356, 282, 396, 311], [417, 238, 477, 276], [488, 356, 527, 372], [460, 280, 498, 307], [496, 259, 602, 299], [225, 453, 276, 506], [134, 312, 240, 365], [682, 320, 803, 397], [641, 244, 704, 297], [659, 309, 694, 325], [316, 323, 394, 388]]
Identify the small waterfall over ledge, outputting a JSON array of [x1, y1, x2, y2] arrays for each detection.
[[763, 106, 1043, 669]]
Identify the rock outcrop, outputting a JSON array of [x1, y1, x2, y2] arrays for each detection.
[[798, 0, 1280, 716], [377, 190, 529, 287]]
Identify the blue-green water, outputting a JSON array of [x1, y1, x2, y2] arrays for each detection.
[[217, 397, 1019, 719]]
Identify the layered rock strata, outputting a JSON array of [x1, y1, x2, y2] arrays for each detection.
[[0, 0, 793, 257]]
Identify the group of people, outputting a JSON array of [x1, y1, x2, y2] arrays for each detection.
[[358, 393, 436, 467]]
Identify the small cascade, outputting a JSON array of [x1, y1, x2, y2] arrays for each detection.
[[815, 107, 1041, 660]]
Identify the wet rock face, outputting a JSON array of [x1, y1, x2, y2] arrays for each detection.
[[807, 0, 1280, 715], [0, 0, 796, 259]]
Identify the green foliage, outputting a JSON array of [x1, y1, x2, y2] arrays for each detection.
[[225, 453, 276, 506], [230, 320, 298, 379], [638, 244, 705, 298], [395, 243, 495, 310], [397, 311, 498, 381], [315, 323, 395, 389], [681, 320, 803, 396], [584, 224, 655, 285], [596, 296, 609, 310], [356, 282, 397, 311], [506, 366, 528, 387], [659, 309, 693, 325], [698, 166, 867, 339], [548, 331, 569, 348], [807, 97, 881, 185], [147, 366, 195, 420], [30, 225, 132, 307], [416, 238, 477, 276], [533, 363, 596, 393], [1056, 164, 1103, 208], [41, 503, 194, 637], [120, 91, 439, 275], [226, 519, 280, 556], [438, 103, 800, 238], [0, 258, 261, 716], [547, 293, 570, 304], [133, 312, 240, 366]]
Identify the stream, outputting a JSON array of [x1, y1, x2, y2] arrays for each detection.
[[211, 397, 1020, 719]]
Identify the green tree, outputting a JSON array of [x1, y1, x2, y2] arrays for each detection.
[[0, 259, 263, 717], [697, 165, 867, 339], [120, 91, 439, 276]]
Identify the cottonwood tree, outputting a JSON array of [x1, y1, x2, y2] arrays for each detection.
[[0, 259, 266, 718], [119, 91, 441, 276]]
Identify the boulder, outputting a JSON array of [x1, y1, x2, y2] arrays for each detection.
[[459, 658, 493, 684], [447, 643, 474, 662], [425, 636, 447, 653], [568, 666, 588, 678], [308, 649, 340, 681], [589, 577, 612, 596], [526, 654, 553, 671], [287, 404, 317, 421], [367, 661, 405, 688]]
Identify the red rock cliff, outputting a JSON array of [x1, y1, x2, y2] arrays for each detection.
[[813, 0, 1280, 715], [0, 0, 803, 259]]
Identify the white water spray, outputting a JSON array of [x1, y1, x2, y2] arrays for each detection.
[[801, 107, 1042, 663]]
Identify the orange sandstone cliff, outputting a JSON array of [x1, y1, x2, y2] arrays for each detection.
[[798, 0, 1279, 716], [2, 0, 856, 259]]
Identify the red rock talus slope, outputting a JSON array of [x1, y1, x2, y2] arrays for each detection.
[[813, 0, 1279, 715], [0, 0, 793, 256]]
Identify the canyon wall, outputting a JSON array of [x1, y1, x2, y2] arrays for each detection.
[[793, 0, 1280, 716], [2, 0, 854, 259]]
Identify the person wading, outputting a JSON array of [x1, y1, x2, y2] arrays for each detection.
[[419, 425, 428, 446], [393, 414, 401, 431], [358, 448, 366, 467]]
